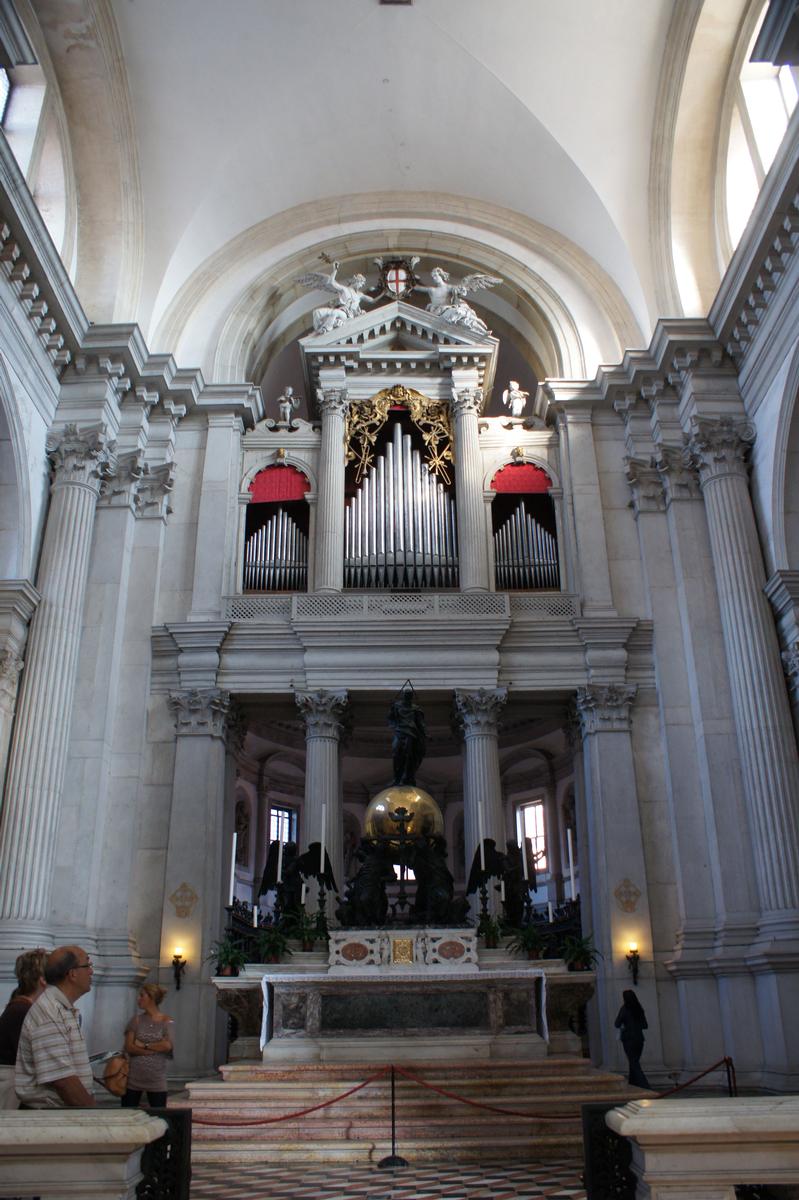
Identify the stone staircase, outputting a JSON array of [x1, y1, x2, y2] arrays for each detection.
[[186, 1057, 640, 1164]]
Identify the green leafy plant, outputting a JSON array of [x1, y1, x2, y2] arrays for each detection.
[[477, 914, 502, 948], [562, 933, 602, 970], [282, 909, 318, 950], [206, 937, 248, 975], [507, 923, 547, 958], [257, 925, 292, 963]]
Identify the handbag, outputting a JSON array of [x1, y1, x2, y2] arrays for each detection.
[[101, 1052, 129, 1097]]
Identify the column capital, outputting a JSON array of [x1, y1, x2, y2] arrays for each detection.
[[453, 687, 507, 736], [450, 387, 483, 418], [46, 422, 117, 490], [316, 387, 349, 417], [782, 642, 799, 704], [0, 648, 23, 717], [574, 683, 637, 736], [296, 688, 349, 738], [653, 444, 702, 504], [685, 416, 754, 486], [168, 687, 233, 739], [624, 457, 665, 515]]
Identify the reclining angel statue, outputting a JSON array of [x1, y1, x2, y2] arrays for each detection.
[[414, 266, 501, 336], [297, 260, 377, 335]]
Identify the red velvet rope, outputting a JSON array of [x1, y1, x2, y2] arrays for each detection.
[[392, 1065, 577, 1121], [653, 1056, 736, 1098], [190, 1066, 390, 1127]]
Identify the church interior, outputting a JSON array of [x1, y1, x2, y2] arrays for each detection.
[[1, 0, 799, 1193]]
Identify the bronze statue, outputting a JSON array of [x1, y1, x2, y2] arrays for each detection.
[[336, 839, 396, 926], [388, 685, 427, 785]]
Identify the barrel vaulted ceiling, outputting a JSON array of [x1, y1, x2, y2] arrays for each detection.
[[27, 0, 752, 382]]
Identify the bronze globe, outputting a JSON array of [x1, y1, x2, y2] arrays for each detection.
[[365, 784, 445, 842]]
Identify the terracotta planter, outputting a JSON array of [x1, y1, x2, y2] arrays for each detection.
[[219, 964, 237, 976], [527, 949, 543, 960], [301, 939, 315, 952], [567, 961, 590, 972]]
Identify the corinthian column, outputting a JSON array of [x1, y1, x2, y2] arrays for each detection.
[[314, 387, 349, 592], [296, 689, 349, 896], [450, 372, 489, 592], [686, 417, 799, 927], [454, 688, 507, 879], [0, 424, 115, 932]]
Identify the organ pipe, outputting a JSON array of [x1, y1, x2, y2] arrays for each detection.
[[493, 498, 560, 590], [244, 509, 308, 592], [344, 421, 459, 589]]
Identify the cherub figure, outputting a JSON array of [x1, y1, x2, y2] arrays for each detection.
[[502, 381, 529, 418], [297, 261, 377, 335], [414, 267, 501, 336], [276, 386, 300, 426]]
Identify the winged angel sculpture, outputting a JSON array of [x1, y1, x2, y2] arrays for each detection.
[[297, 261, 377, 335], [415, 267, 501, 336]]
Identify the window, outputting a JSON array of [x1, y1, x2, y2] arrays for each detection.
[[0, 70, 10, 124], [269, 805, 297, 844], [516, 801, 547, 873]]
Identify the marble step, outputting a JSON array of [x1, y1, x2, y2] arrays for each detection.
[[189, 1079, 630, 1106], [219, 1056, 604, 1083]]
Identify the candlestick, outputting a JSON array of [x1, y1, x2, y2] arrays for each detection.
[[228, 832, 237, 906], [567, 827, 575, 901], [276, 837, 284, 884], [477, 800, 485, 871], [319, 802, 327, 875], [521, 835, 529, 881], [547, 901, 553, 923]]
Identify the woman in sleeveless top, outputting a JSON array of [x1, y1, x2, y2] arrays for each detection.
[[121, 983, 174, 1108]]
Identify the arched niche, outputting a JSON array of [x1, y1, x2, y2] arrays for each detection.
[[242, 463, 312, 593]]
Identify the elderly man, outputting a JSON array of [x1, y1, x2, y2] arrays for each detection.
[[15, 945, 96, 1108]]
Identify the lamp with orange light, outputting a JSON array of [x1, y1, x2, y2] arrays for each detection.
[[626, 941, 640, 986], [172, 946, 187, 990]]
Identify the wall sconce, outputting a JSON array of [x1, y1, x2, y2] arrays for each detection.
[[172, 947, 187, 991], [626, 942, 640, 986]]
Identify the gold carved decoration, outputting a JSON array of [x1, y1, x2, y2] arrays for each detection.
[[169, 881, 198, 918], [614, 878, 641, 913], [345, 385, 454, 485], [391, 937, 414, 964]]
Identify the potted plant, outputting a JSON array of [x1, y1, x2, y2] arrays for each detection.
[[282, 909, 318, 952], [507, 923, 547, 960], [207, 937, 249, 977], [562, 933, 602, 971], [478, 914, 502, 949], [257, 925, 291, 964]]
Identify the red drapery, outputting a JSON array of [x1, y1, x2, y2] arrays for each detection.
[[249, 465, 310, 503], [490, 462, 551, 493]]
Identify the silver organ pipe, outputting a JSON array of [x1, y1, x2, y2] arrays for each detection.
[[493, 498, 560, 590], [244, 508, 308, 592], [344, 422, 459, 589]]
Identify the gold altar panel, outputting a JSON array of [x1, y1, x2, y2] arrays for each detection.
[[364, 785, 445, 841]]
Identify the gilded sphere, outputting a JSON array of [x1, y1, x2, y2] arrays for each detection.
[[365, 785, 445, 841]]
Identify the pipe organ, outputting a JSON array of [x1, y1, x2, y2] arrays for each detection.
[[493, 499, 559, 590], [244, 509, 308, 591], [345, 421, 459, 589]]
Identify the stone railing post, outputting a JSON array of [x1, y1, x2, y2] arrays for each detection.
[[0, 424, 115, 935]]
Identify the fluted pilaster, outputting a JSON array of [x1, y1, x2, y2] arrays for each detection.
[[454, 688, 507, 877], [0, 424, 115, 923], [296, 689, 349, 893], [686, 417, 799, 920], [314, 389, 349, 592], [450, 384, 489, 592]]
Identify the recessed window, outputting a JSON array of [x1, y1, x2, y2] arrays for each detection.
[[516, 801, 547, 873], [269, 805, 297, 843]]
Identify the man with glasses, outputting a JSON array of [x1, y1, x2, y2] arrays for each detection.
[[15, 945, 96, 1108]]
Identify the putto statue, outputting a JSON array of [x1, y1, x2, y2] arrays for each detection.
[[414, 266, 501, 336], [276, 385, 300, 427], [502, 380, 529, 418], [297, 260, 377, 335]]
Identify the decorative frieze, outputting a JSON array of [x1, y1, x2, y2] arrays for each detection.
[[573, 684, 637, 736], [168, 688, 233, 739]]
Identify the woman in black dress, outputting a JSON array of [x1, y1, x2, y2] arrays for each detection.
[[614, 989, 650, 1089]]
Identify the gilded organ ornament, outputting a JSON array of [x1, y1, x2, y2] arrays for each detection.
[[345, 385, 454, 485]]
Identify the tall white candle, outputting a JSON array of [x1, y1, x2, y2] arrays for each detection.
[[477, 800, 486, 871], [252, 902, 258, 928], [301, 882, 307, 907], [276, 838, 284, 884], [500, 879, 506, 902], [319, 803, 327, 876], [547, 901, 553, 923], [521, 835, 529, 881], [228, 832, 237, 906], [567, 827, 575, 901]]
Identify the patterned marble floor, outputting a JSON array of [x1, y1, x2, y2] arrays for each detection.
[[190, 1159, 587, 1199]]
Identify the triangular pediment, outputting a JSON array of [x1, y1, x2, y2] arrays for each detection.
[[300, 300, 498, 353]]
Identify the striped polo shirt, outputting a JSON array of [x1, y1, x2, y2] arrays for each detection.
[[15, 986, 93, 1107]]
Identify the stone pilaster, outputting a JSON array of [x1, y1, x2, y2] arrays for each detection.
[[190, 413, 244, 620], [573, 683, 661, 1071], [161, 686, 240, 1076], [453, 688, 507, 885], [0, 424, 115, 933], [686, 417, 799, 930], [296, 689, 349, 897], [314, 387, 349, 592], [450, 373, 489, 592], [557, 404, 615, 614], [0, 580, 39, 786]]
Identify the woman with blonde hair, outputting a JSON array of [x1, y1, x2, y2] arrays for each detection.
[[121, 982, 174, 1108], [0, 948, 47, 1108]]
